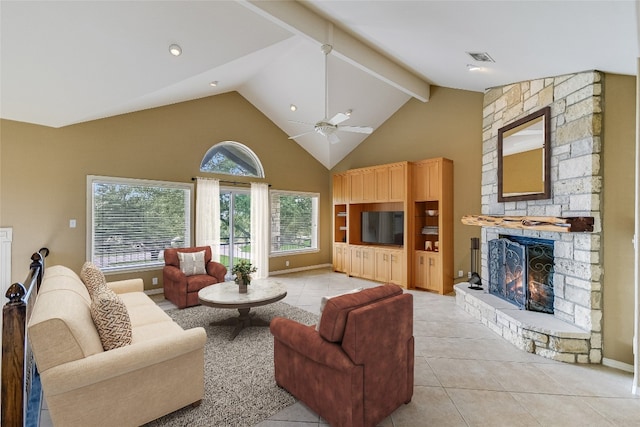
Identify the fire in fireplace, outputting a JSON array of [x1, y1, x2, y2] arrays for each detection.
[[488, 235, 554, 314]]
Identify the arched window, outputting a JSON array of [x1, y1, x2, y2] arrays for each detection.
[[200, 141, 264, 178]]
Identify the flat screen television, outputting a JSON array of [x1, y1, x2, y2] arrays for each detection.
[[361, 211, 404, 245]]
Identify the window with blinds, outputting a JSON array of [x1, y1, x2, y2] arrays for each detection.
[[87, 176, 193, 272], [270, 191, 319, 255]]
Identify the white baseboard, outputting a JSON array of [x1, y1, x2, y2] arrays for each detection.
[[269, 263, 333, 276], [602, 357, 634, 373]]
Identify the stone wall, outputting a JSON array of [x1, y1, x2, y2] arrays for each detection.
[[477, 70, 603, 363]]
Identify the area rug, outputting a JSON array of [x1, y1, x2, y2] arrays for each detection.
[[144, 302, 318, 427]]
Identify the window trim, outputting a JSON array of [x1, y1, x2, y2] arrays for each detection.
[[86, 175, 193, 273], [269, 190, 320, 257], [200, 141, 265, 178]]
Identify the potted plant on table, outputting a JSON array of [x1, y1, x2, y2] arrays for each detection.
[[232, 259, 257, 294]]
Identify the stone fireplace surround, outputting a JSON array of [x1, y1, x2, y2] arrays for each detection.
[[456, 71, 603, 363]]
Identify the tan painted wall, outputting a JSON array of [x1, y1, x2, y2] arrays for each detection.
[[332, 86, 484, 281], [1, 92, 330, 288], [603, 73, 636, 364]]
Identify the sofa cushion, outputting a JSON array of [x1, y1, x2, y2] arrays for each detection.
[[178, 250, 207, 276], [90, 287, 133, 351], [316, 288, 363, 332], [80, 261, 108, 296], [186, 274, 219, 292], [28, 267, 104, 371], [318, 284, 403, 343]]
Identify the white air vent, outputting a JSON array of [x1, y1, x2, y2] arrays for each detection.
[[466, 52, 495, 62]]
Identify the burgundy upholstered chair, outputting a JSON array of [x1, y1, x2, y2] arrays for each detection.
[[270, 284, 414, 427], [163, 246, 227, 309]]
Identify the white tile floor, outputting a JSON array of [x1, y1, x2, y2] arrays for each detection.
[[39, 268, 640, 426]]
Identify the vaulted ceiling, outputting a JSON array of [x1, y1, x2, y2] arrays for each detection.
[[1, 1, 638, 169]]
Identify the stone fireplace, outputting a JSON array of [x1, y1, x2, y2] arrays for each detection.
[[456, 70, 603, 363]]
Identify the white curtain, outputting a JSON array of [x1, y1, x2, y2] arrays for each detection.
[[196, 178, 221, 261], [251, 182, 270, 279]]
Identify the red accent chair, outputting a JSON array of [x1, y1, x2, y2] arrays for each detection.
[[270, 284, 414, 427], [163, 246, 227, 309]]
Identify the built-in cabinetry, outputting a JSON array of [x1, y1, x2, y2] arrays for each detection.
[[332, 158, 452, 293], [411, 158, 453, 294]]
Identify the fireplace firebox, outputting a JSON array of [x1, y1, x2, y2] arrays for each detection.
[[488, 236, 554, 314]]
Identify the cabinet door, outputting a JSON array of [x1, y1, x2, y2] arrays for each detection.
[[389, 163, 406, 201], [349, 246, 362, 277], [413, 163, 428, 201], [333, 174, 346, 203], [349, 172, 364, 202], [374, 249, 389, 282], [388, 249, 404, 285], [414, 252, 428, 289], [413, 160, 440, 201], [333, 244, 348, 272], [375, 167, 390, 201], [425, 252, 441, 292], [362, 169, 375, 202], [361, 247, 375, 280], [426, 161, 440, 200]]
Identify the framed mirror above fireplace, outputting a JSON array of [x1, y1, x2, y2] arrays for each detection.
[[498, 106, 551, 202]]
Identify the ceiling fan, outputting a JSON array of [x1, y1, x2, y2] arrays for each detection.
[[288, 44, 374, 144]]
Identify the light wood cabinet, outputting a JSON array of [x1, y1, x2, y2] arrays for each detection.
[[362, 169, 375, 202], [389, 163, 406, 201], [411, 158, 453, 294], [375, 248, 404, 285], [333, 243, 348, 273], [374, 167, 390, 202], [332, 157, 450, 292], [414, 251, 441, 292], [413, 159, 440, 201], [349, 246, 374, 280], [333, 173, 349, 204]]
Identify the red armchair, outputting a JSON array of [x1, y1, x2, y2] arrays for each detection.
[[270, 284, 414, 427], [163, 246, 227, 309]]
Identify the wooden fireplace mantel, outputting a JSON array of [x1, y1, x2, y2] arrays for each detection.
[[461, 215, 594, 233]]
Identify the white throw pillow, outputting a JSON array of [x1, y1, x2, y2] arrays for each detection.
[[178, 250, 207, 276], [316, 288, 363, 331]]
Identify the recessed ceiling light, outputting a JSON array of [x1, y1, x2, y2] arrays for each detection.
[[467, 64, 482, 71], [466, 51, 494, 62], [209, 81, 218, 87], [169, 44, 182, 56], [290, 104, 297, 112]]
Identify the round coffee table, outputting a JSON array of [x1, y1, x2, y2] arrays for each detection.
[[198, 279, 287, 340]]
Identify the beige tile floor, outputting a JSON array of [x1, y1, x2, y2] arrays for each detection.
[[39, 268, 640, 426]]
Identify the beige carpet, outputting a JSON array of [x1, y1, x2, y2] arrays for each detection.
[[144, 302, 318, 427]]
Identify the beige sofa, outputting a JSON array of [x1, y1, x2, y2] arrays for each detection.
[[28, 265, 207, 426]]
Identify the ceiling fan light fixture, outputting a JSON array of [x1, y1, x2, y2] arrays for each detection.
[[467, 64, 481, 72], [169, 44, 182, 56], [466, 51, 494, 62], [209, 81, 218, 87], [345, 109, 352, 116]]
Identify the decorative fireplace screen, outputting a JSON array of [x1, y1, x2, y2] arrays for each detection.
[[488, 236, 554, 314]]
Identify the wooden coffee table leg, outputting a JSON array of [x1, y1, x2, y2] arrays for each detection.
[[210, 307, 273, 340]]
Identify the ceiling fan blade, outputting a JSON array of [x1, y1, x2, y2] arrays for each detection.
[[328, 112, 350, 126], [337, 125, 374, 134], [288, 130, 315, 139], [328, 133, 341, 144]]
